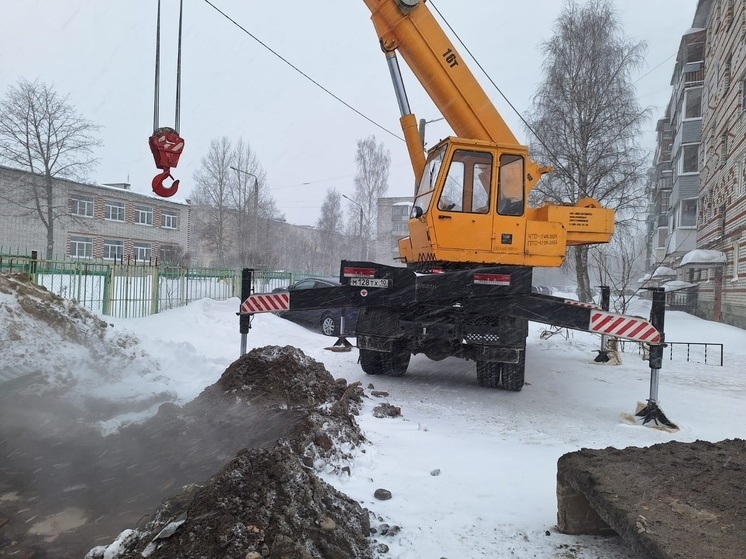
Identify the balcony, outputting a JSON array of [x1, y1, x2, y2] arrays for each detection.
[[667, 227, 697, 256]]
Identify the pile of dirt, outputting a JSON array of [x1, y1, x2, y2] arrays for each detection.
[[0, 273, 165, 416], [1, 342, 377, 559]]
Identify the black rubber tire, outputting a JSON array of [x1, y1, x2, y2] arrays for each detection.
[[360, 348, 384, 375], [380, 343, 410, 377], [476, 361, 501, 388], [501, 353, 525, 392], [320, 313, 338, 337]]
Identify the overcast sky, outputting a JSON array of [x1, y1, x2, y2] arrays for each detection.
[[1, 0, 697, 226]]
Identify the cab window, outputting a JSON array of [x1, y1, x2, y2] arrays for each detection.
[[497, 154, 524, 216], [413, 146, 446, 215], [436, 150, 492, 214]]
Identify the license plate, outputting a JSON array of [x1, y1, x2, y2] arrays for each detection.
[[350, 277, 390, 288]]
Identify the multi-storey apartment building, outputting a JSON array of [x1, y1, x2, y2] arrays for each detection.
[[647, 116, 675, 268], [668, 24, 708, 262], [695, 0, 746, 326], [647, 0, 746, 328], [0, 165, 191, 263]]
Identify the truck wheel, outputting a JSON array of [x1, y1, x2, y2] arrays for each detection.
[[320, 314, 338, 336], [380, 343, 410, 377], [476, 361, 501, 388], [360, 348, 384, 375], [501, 353, 525, 392]]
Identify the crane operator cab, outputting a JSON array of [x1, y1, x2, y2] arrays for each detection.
[[399, 137, 615, 269]]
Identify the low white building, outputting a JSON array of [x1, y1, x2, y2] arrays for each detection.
[[0, 165, 191, 263]]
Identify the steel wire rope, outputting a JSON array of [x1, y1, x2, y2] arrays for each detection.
[[153, 0, 184, 132], [201, 0, 403, 142]]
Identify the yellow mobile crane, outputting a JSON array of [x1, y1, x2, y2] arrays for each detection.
[[241, 0, 663, 393], [363, 0, 614, 268]]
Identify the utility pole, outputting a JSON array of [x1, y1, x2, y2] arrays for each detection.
[[418, 117, 445, 149], [230, 166, 259, 252], [342, 194, 365, 260]]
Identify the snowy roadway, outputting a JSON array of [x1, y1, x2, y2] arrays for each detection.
[[110, 296, 745, 559]]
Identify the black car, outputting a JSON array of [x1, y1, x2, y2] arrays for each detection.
[[273, 277, 359, 336]]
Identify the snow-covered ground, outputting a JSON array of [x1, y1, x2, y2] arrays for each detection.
[[3, 284, 744, 558], [96, 295, 745, 559]]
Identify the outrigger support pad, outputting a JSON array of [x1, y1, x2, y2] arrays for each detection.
[[326, 311, 354, 352], [328, 336, 353, 352], [636, 287, 678, 430], [636, 399, 678, 429]]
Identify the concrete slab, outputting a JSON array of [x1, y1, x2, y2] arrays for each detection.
[[556, 439, 744, 559]]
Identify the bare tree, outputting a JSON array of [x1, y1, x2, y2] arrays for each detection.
[[192, 136, 282, 268], [230, 139, 264, 266], [591, 225, 647, 315], [316, 189, 344, 274], [0, 79, 101, 258], [192, 137, 233, 266], [352, 136, 390, 260], [526, 0, 649, 302]]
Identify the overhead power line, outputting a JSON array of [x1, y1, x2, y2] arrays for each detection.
[[201, 0, 403, 141]]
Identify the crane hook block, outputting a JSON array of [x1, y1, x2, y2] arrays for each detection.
[[152, 168, 180, 198], [149, 127, 185, 197]]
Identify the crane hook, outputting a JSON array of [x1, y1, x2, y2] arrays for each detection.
[[152, 168, 180, 198], [148, 127, 184, 197]]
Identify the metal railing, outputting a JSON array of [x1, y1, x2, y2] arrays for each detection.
[[1, 251, 324, 319], [666, 341, 724, 366], [639, 340, 724, 366]]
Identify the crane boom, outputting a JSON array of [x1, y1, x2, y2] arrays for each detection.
[[362, 0, 519, 146]]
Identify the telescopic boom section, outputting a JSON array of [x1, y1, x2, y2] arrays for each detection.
[[362, 0, 519, 146]]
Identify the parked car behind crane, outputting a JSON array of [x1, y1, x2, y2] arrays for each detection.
[[273, 278, 359, 336]]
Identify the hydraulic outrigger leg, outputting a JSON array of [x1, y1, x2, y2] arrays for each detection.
[[636, 288, 678, 430]]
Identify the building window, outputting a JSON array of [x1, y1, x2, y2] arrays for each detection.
[[720, 132, 728, 165], [392, 205, 411, 217], [660, 190, 670, 213], [105, 200, 125, 221], [681, 199, 697, 227], [103, 239, 124, 260], [724, 55, 732, 90], [720, 204, 727, 235], [70, 195, 94, 217], [656, 227, 668, 249], [740, 157, 746, 196], [160, 210, 178, 229], [684, 87, 702, 119], [135, 205, 153, 226], [69, 235, 92, 258], [159, 245, 177, 264], [733, 242, 740, 281], [133, 242, 152, 261], [679, 144, 699, 174]]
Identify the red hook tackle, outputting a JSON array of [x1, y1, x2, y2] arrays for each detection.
[[152, 168, 180, 198], [148, 127, 185, 198]]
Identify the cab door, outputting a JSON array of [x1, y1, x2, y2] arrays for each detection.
[[491, 153, 526, 260], [430, 149, 494, 257]]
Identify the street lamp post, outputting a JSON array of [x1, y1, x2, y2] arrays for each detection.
[[230, 166, 259, 253], [342, 194, 364, 260]]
